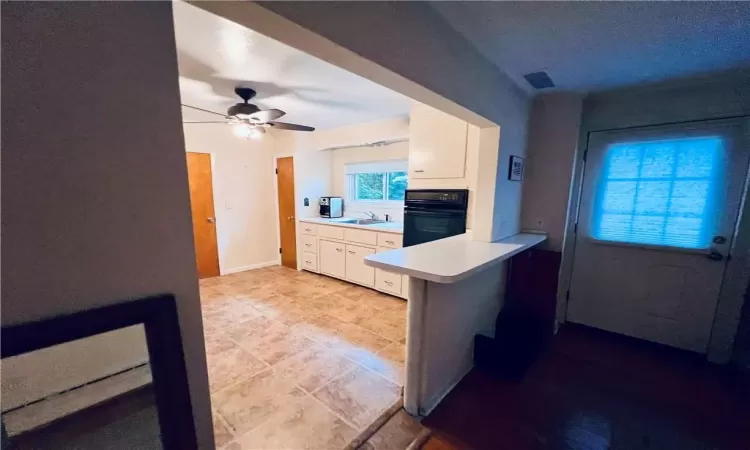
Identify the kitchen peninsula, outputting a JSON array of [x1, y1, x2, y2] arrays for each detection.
[[365, 232, 547, 416]]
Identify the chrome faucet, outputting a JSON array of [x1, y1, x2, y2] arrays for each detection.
[[363, 211, 378, 220]]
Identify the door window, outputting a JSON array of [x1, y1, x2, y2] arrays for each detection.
[[591, 136, 723, 249]]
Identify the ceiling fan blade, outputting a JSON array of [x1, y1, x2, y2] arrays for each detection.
[[248, 108, 285, 122], [181, 104, 226, 117], [268, 121, 315, 132], [183, 121, 227, 124]]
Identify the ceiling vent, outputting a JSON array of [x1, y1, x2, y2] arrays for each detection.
[[523, 71, 555, 89]]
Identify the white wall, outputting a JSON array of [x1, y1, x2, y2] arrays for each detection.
[[331, 141, 409, 222], [182, 120, 280, 273], [2, 3, 212, 447], [520, 93, 583, 251]]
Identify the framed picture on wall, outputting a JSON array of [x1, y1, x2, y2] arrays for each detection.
[[508, 155, 524, 181]]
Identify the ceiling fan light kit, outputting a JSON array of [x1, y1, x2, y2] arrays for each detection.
[[182, 86, 316, 140]]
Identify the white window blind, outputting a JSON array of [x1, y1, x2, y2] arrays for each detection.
[[591, 136, 723, 249]]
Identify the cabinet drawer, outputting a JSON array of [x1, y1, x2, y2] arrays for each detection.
[[301, 235, 317, 254], [376, 269, 402, 295], [377, 233, 403, 249], [344, 228, 378, 246], [301, 252, 318, 271], [318, 225, 345, 240], [300, 223, 318, 236]]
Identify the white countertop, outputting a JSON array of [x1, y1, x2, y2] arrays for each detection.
[[364, 232, 547, 283], [299, 217, 404, 234]]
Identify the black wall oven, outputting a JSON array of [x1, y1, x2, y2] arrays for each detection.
[[403, 189, 469, 247]]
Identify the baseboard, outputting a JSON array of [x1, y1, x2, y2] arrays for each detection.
[[3, 364, 152, 436], [222, 260, 279, 275], [419, 365, 473, 417]]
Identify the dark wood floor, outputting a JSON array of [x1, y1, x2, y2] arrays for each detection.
[[423, 324, 750, 450]]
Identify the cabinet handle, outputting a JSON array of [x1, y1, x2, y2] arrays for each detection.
[[305, 228, 312, 232], [305, 244, 311, 247], [384, 280, 393, 286], [336, 248, 343, 252], [414, 169, 425, 173], [348, 251, 356, 254], [386, 240, 395, 244], [305, 260, 312, 264]]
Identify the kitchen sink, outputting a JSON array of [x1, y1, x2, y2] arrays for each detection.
[[336, 219, 387, 225]]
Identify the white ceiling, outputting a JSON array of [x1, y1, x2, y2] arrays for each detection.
[[173, 1, 412, 130], [431, 1, 750, 94]]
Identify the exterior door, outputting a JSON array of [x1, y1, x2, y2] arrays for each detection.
[[568, 119, 749, 353], [186, 152, 220, 279], [276, 157, 297, 269]]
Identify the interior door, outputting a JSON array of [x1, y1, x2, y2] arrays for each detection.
[[568, 119, 749, 353], [276, 157, 298, 269], [186, 152, 220, 279]]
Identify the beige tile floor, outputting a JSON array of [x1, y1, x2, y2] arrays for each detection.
[[199, 265, 408, 449]]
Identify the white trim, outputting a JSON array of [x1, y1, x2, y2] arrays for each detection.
[[557, 117, 750, 362], [222, 260, 280, 275]]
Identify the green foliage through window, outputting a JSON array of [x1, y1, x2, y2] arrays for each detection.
[[353, 171, 408, 201]]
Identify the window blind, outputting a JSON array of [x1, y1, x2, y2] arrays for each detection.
[[591, 136, 723, 249]]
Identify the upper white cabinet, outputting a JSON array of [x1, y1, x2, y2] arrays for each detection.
[[409, 104, 468, 179]]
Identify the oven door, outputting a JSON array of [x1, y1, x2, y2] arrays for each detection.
[[403, 209, 467, 247]]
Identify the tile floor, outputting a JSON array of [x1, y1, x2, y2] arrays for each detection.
[[199, 266, 407, 449]]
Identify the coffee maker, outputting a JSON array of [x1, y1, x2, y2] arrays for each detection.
[[319, 197, 343, 218]]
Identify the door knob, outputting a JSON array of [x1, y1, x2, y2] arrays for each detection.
[[207, 217, 216, 223], [706, 250, 724, 261], [287, 216, 295, 221]]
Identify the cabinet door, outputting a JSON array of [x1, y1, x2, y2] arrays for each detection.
[[345, 244, 376, 287], [319, 239, 346, 279], [409, 104, 468, 179]]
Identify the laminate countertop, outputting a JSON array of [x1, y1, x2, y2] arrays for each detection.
[[299, 217, 403, 234], [364, 232, 546, 283]]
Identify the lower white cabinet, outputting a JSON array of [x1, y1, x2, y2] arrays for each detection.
[[301, 252, 318, 272], [345, 244, 376, 287], [319, 239, 345, 279], [376, 268, 402, 295], [300, 221, 406, 298]]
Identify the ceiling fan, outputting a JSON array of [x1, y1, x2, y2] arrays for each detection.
[[182, 87, 315, 139]]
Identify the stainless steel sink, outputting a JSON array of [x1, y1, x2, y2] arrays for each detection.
[[336, 219, 387, 225]]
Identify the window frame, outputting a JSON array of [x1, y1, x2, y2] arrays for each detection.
[[347, 171, 408, 206]]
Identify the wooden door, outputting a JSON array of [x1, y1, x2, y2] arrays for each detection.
[[186, 152, 220, 279], [567, 119, 749, 352], [276, 157, 297, 269]]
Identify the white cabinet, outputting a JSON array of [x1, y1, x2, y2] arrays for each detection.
[[319, 239, 345, 279], [301, 252, 318, 272], [409, 104, 468, 179], [377, 232, 403, 249], [345, 244, 376, 287], [301, 223, 318, 236], [376, 269, 402, 295], [301, 235, 317, 254]]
